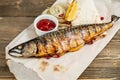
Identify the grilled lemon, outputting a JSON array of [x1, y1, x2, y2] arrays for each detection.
[[65, 0, 78, 21]]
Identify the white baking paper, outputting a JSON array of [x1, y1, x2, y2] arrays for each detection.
[[6, 0, 120, 80]]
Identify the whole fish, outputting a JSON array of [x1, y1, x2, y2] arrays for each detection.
[[9, 15, 119, 58]]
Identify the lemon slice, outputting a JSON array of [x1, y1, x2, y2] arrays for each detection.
[[49, 4, 66, 18], [65, 0, 78, 21]]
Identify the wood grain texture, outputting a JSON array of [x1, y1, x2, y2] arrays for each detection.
[[0, 17, 34, 77], [0, 0, 55, 17], [0, 77, 116, 80], [0, 0, 120, 80]]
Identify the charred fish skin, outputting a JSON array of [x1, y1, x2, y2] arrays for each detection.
[[8, 15, 120, 58], [80, 15, 120, 42]]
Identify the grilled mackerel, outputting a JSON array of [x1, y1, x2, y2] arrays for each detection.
[[9, 15, 120, 58]]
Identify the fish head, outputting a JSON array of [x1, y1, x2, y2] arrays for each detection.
[[8, 42, 37, 57]]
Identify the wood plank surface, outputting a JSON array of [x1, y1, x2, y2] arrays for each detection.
[[0, 0, 120, 80], [0, 77, 116, 80], [0, 0, 55, 17]]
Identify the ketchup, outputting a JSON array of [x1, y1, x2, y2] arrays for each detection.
[[37, 19, 56, 31], [100, 17, 104, 21]]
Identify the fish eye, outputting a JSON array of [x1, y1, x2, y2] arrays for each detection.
[[18, 45, 22, 49]]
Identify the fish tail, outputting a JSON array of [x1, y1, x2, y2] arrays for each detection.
[[111, 15, 120, 23], [98, 15, 120, 31]]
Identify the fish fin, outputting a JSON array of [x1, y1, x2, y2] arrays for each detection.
[[69, 44, 84, 52], [93, 32, 107, 41], [111, 15, 120, 23], [86, 32, 107, 44], [35, 53, 45, 57]]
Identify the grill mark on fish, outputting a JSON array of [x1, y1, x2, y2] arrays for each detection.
[[86, 26, 90, 36], [83, 26, 89, 39], [47, 33, 52, 41], [52, 31, 63, 54], [73, 27, 80, 46], [41, 36, 47, 45], [57, 30, 67, 53], [38, 36, 50, 56], [44, 34, 55, 56], [93, 25, 97, 33], [63, 28, 68, 38], [36, 40, 39, 55], [81, 27, 86, 39], [43, 35, 52, 56], [49, 32, 56, 53], [69, 28, 78, 48], [79, 27, 84, 39], [99, 24, 103, 29]]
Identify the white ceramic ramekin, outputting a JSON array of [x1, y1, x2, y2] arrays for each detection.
[[34, 14, 58, 36]]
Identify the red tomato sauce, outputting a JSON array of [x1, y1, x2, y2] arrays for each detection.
[[37, 19, 56, 31]]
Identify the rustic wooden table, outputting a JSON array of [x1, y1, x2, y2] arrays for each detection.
[[0, 0, 120, 80]]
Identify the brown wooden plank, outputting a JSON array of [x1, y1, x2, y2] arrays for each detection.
[[0, 17, 120, 79], [97, 41, 120, 60], [0, 77, 117, 80], [89, 59, 120, 68], [0, 0, 55, 17], [79, 67, 120, 79], [0, 17, 34, 41], [0, 77, 116, 80], [0, 78, 15, 80], [0, 17, 34, 77], [0, 0, 20, 5]]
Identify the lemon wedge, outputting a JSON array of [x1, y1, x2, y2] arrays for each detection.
[[65, 0, 78, 21]]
